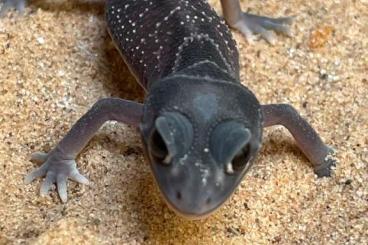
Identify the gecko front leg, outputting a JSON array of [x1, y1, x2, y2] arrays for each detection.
[[220, 0, 293, 44], [25, 98, 143, 202], [261, 104, 336, 177]]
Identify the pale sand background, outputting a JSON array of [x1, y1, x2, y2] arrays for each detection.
[[0, 0, 367, 244]]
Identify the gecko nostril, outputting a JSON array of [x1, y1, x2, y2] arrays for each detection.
[[176, 191, 182, 200], [206, 197, 212, 204]]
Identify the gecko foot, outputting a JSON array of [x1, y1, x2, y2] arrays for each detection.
[[232, 13, 294, 45], [313, 148, 337, 178], [0, 0, 26, 16], [25, 149, 89, 202]]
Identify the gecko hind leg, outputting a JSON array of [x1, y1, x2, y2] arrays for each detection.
[[221, 0, 294, 44], [0, 0, 27, 16], [234, 14, 293, 45]]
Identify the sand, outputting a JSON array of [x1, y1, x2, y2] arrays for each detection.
[[0, 0, 367, 244]]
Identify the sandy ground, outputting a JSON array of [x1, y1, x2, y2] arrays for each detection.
[[0, 0, 367, 244]]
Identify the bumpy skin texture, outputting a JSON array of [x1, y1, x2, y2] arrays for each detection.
[[106, 0, 240, 87], [107, 0, 263, 217], [140, 77, 262, 217], [11, 0, 334, 218]]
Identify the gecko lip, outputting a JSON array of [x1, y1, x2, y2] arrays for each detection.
[[150, 164, 237, 220], [162, 196, 221, 220], [157, 188, 228, 220]]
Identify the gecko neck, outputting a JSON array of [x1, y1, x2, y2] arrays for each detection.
[[148, 59, 240, 91]]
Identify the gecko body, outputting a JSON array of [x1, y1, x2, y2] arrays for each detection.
[[106, 0, 264, 216], [1, 0, 335, 218]]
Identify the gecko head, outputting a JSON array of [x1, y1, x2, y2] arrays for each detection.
[[140, 78, 262, 219]]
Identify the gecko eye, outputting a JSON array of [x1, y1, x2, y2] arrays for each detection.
[[210, 121, 252, 175], [148, 112, 193, 165], [231, 144, 251, 172], [150, 129, 170, 164]]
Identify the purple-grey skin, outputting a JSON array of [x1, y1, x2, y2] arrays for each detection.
[[2, 0, 335, 219], [0, 0, 25, 16]]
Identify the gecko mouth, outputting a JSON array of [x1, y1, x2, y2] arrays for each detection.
[[158, 190, 225, 220], [147, 159, 226, 219]]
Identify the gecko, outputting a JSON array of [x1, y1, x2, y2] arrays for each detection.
[[2, 0, 335, 218]]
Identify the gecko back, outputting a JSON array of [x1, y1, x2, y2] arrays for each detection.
[[106, 0, 240, 88]]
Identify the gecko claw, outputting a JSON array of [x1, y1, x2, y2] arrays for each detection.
[[57, 175, 68, 203], [40, 172, 55, 196], [24, 165, 47, 184], [313, 147, 337, 177], [314, 153, 337, 178], [25, 148, 88, 202], [70, 171, 89, 185]]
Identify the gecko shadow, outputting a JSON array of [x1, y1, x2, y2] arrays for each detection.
[[27, 0, 145, 100]]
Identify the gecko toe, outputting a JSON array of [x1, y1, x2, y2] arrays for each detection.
[[24, 166, 47, 184], [259, 29, 277, 45], [275, 16, 294, 25], [40, 172, 56, 196], [57, 175, 68, 203], [314, 157, 337, 178], [265, 22, 292, 37], [70, 171, 89, 185]]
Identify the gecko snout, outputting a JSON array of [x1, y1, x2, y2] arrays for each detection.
[[157, 165, 230, 219]]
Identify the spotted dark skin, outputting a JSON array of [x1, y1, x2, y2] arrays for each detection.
[[2, 0, 336, 218]]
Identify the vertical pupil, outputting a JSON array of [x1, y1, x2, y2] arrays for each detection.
[[232, 144, 251, 171], [150, 130, 168, 162]]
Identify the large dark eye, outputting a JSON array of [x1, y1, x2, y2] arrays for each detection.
[[228, 144, 251, 173], [149, 130, 169, 163], [149, 112, 193, 165]]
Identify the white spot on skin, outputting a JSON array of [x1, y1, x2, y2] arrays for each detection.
[[215, 170, 225, 187], [179, 154, 188, 165], [201, 169, 210, 186], [171, 33, 234, 75], [108, 0, 237, 86]]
